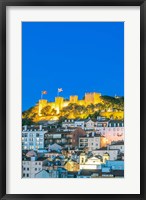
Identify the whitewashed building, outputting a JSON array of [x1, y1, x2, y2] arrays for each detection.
[[79, 133, 101, 150], [84, 119, 95, 130], [96, 120, 124, 144], [109, 141, 124, 153], [79, 153, 102, 170], [92, 149, 119, 160], [74, 120, 85, 129], [22, 156, 48, 178], [62, 119, 75, 128], [22, 125, 47, 150]]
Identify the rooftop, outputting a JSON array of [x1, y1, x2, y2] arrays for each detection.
[[110, 141, 124, 146]]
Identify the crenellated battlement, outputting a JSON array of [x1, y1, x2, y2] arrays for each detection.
[[38, 92, 102, 115]]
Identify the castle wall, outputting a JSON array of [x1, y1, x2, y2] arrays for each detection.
[[38, 92, 102, 116], [55, 97, 64, 114], [93, 93, 101, 104], [70, 95, 78, 104]]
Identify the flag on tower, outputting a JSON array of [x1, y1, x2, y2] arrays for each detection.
[[58, 88, 63, 93], [42, 90, 47, 94]]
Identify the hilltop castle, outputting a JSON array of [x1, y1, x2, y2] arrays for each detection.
[[38, 92, 101, 116]]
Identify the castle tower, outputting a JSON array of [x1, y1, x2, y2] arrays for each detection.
[[70, 95, 78, 104], [93, 92, 101, 104], [38, 99, 48, 116], [85, 92, 101, 105], [55, 97, 64, 114]]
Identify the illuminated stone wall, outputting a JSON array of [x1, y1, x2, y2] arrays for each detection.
[[38, 92, 102, 115], [55, 97, 64, 114], [70, 95, 78, 103]]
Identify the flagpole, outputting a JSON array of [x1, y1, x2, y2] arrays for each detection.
[[41, 92, 43, 99]]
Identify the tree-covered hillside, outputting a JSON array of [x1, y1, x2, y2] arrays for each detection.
[[22, 96, 124, 125]]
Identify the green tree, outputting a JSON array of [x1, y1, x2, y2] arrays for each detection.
[[22, 118, 34, 126], [41, 105, 51, 116]]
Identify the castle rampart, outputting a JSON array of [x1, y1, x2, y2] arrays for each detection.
[[38, 92, 102, 115]]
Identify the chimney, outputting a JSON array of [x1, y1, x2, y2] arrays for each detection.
[[31, 156, 36, 161], [39, 125, 42, 131], [78, 171, 80, 175], [107, 145, 110, 150], [24, 125, 27, 131]]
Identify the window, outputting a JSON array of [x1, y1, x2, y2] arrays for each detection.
[[35, 168, 37, 171], [23, 167, 26, 170], [23, 173, 25, 177], [80, 139, 88, 143], [27, 174, 29, 177], [23, 133, 27, 137]]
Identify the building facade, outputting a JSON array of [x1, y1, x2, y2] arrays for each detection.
[[22, 125, 47, 150], [22, 157, 48, 178]]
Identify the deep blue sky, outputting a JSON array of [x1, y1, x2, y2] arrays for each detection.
[[22, 22, 124, 111]]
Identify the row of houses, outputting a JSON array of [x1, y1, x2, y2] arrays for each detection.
[[62, 118, 124, 130], [22, 123, 124, 151], [22, 151, 124, 178]]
